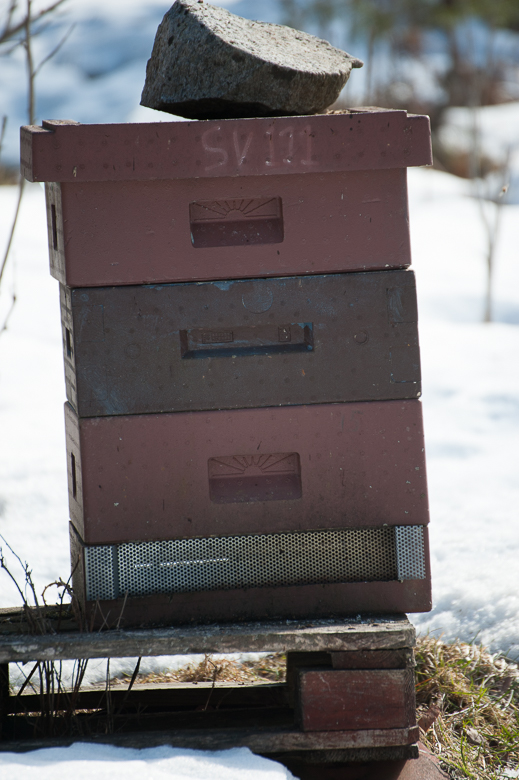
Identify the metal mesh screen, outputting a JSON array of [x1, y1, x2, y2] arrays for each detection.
[[116, 527, 397, 598], [85, 545, 116, 601], [83, 525, 426, 601], [396, 525, 426, 580]]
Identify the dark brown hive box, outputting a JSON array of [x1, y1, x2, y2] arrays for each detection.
[[65, 398, 429, 545], [20, 109, 432, 287], [61, 269, 420, 417]]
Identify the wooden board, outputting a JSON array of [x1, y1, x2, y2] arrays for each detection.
[[0, 613, 414, 663], [285, 649, 414, 706], [0, 724, 419, 753], [5, 680, 288, 715], [331, 649, 414, 670], [296, 668, 416, 732]]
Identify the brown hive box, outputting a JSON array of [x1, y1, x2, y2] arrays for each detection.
[[20, 109, 432, 287], [61, 269, 420, 417], [65, 398, 429, 545]]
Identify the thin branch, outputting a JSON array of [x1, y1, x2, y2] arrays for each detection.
[[0, 293, 17, 335], [115, 590, 128, 630], [114, 657, 141, 717], [0, 534, 47, 632], [0, 39, 23, 56], [0, 178, 24, 290], [41, 577, 74, 606], [16, 661, 39, 697], [25, 0, 35, 127], [0, 550, 29, 607], [0, 0, 19, 46], [0, 115, 7, 158], [0, 0, 67, 47], [33, 21, 74, 77]]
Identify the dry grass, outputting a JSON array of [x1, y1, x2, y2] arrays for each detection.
[[112, 653, 287, 688], [415, 636, 519, 779], [0, 165, 19, 185]]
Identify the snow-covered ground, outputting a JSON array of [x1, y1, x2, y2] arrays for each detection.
[[0, 743, 295, 778]]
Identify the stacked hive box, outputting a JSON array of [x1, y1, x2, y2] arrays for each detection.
[[21, 108, 433, 628]]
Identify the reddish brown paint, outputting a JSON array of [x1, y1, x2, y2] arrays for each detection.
[[45, 168, 412, 287], [296, 668, 416, 731], [20, 110, 431, 287], [77, 579, 432, 628], [65, 399, 429, 545], [330, 650, 413, 669], [21, 111, 432, 184]]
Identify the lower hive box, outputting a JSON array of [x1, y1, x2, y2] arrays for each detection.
[[70, 522, 431, 627], [66, 398, 431, 625]]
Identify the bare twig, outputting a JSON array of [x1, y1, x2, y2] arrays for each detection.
[[1, 0, 70, 339], [0, 115, 7, 157], [41, 578, 74, 606], [0, 546, 30, 608], [16, 662, 39, 697], [33, 21, 75, 77], [0, 293, 17, 335], [115, 590, 129, 630], [25, 0, 34, 126], [114, 657, 141, 717], [104, 658, 114, 734], [473, 151, 510, 324], [0, 178, 24, 290], [203, 656, 223, 711], [0, 0, 67, 47]]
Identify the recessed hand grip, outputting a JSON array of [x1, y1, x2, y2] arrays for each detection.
[[180, 323, 313, 359], [208, 452, 302, 503], [190, 197, 283, 248]]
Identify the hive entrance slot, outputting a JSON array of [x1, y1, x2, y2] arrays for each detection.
[[71, 452, 77, 499], [180, 323, 313, 359], [51, 204, 58, 250], [65, 328, 73, 358]]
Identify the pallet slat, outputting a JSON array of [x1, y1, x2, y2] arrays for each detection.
[[0, 615, 414, 663]]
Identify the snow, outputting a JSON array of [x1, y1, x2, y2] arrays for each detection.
[[439, 102, 519, 205], [407, 168, 519, 658], [0, 744, 295, 778]]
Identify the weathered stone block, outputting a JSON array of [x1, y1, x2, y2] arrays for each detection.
[[141, 0, 362, 119]]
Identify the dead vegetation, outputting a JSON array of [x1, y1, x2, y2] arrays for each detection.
[[415, 636, 519, 779], [112, 653, 287, 689]]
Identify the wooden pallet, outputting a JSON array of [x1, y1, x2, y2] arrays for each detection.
[[0, 609, 446, 778]]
